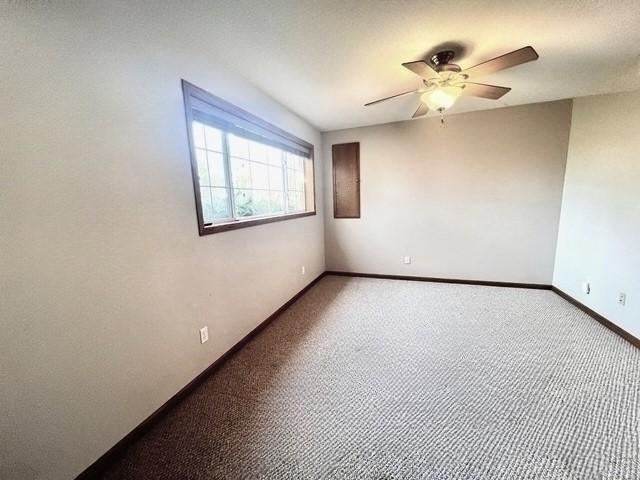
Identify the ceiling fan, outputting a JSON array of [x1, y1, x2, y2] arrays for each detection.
[[365, 46, 539, 121]]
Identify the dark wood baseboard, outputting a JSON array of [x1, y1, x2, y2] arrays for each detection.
[[75, 272, 326, 480], [75, 271, 638, 478], [325, 271, 552, 290], [551, 286, 640, 349], [330, 272, 638, 348]]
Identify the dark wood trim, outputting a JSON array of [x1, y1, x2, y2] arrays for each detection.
[[309, 145, 318, 218], [552, 287, 640, 349], [182, 80, 313, 150], [326, 272, 638, 347], [325, 271, 552, 290], [332, 142, 361, 219], [182, 81, 207, 233], [75, 272, 326, 480], [201, 211, 316, 235], [70, 272, 639, 479], [181, 80, 317, 237]]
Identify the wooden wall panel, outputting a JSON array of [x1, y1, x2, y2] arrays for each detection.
[[332, 142, 360, 218]]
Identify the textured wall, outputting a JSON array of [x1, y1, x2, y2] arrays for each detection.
[[322, 101, 572, 284], [553, 90, 640, 338], [0, 4, 324, 479]]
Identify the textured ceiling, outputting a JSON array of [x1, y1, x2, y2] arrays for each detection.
[[19, 0, 640, 132], [191, 0, 640, 131]]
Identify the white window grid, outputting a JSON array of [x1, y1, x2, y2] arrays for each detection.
[[193, 121, 306, 225]]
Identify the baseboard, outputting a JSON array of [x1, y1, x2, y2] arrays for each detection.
[[328, 272, 638, 348], [75, 272, 326, 480], [325, 271, 552, 290], [74, 271, 637, 478], [551, 286, 640, 349]]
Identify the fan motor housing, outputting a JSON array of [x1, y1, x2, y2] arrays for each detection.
[[431, 50, 461, 73]]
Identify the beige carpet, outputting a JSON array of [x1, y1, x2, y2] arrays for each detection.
[[102, 276, 640, 479]]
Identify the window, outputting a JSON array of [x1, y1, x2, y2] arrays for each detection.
[[182, 81, 315, 235]]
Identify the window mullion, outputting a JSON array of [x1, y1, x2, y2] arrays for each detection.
[[282, 151, 290, 213], [222, 132, 237, 220]]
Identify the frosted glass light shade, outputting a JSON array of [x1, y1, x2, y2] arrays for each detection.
[[421, 86, 463, 111]]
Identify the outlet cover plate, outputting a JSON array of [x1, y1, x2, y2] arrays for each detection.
[[200, 326, 209, 344], [618, 293, 627, 306]]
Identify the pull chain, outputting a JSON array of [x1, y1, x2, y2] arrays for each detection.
[[439, 108, 445, 127]]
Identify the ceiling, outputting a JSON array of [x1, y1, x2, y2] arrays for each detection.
[[28, 0, 640, 132], [187, 0, 640, 131]]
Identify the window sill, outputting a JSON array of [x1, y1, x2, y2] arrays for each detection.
[[199, 210, 316, 235]]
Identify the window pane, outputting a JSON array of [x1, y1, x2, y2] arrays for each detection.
[[269, 166, 284, 191], [286, 152, 304, 171], [212, 187, 231, 220], [200, 187, 214, 223], [267, 146, 283, 166], [287, 191, 305, 212], [204, 125, 223, 152], [208, 152, 227, 188], [287, 168, 303, 191], [269, 191, 284, 213], [192, 122, 206, 149], [234, 189, 272, 218], [250, 161, 269, 190], [249, 140, 268, 163], [228, 134, 249, 159], [252, 190, 270, 216], [287, 168, 294, 189], [294, 170, 305, 191], [234, 189, 255, 217], [231, 157, 251, 189], [195, 148, 210, 186]]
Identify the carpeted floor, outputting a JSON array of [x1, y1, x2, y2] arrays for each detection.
[[102, 276, 640, 479]]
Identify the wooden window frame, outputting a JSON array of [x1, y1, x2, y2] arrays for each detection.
[[182, 80, 316, 236]]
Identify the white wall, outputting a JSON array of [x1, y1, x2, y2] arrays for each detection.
[[322, 101, 572, 284], [0, 4, 324, 479], [553, 90, 640, 339]]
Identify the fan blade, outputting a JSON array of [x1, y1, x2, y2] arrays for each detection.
[[462, 82, 511, 100], [463, 46, 538, 78], [402, 61, 441, 80], [364, 89, 419, 107], [412, 102, 429, 118]]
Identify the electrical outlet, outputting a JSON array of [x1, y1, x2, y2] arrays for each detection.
[[582, 281, 591, 295], [403, 256, 411, 265], [199, 326, 209, 344], [301, 265, 306, 275], [618, 293, 627, 306]]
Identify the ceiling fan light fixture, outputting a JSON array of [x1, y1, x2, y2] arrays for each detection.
[[365, 46, 538, 120], [421, 85, 463, 112]]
